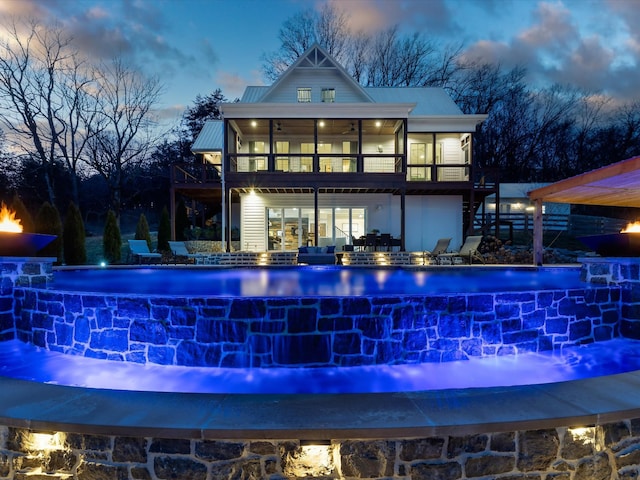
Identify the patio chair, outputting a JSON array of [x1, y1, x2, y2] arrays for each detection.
[[128, 239, 162, 264], [365, 233, 377, 252], [379, 233, 391, 251], [424, 237, 451, 263], [437, 235, 484, 265], [168, 241, 201, 263]]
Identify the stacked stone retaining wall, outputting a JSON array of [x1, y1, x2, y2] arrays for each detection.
[[2, 422, 640, 479]]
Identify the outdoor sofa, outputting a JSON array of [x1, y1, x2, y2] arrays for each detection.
[[297, 245, 336, 265]]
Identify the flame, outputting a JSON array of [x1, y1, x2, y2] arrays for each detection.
[[621, 221, 640, 233], [0, 203, 23, 233]]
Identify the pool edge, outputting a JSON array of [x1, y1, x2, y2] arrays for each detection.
[[1, 371, 639, 440]]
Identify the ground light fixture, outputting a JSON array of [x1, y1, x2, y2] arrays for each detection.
[[284, 440, 337, 478]]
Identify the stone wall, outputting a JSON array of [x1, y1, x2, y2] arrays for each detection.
[[581, 258, 640, 339], [0, 258, 53, 342], [14, 284, 620, 368], [1, 421, 640, 479]]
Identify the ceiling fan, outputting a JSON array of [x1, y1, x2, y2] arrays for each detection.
[[341, 123, 364, 134]]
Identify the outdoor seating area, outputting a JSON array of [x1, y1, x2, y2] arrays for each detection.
[[125, 236, 485, 267], [352, 233, 401, 251], [127, 239, 162, 264], [168, 241, 204, 263], [437, 235, 484, 265], [297, 245, 337, 265]]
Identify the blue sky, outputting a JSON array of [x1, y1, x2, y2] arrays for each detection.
[[1, 0, 639, 127]]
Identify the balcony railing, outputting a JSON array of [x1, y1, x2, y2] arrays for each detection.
[[171, 161, 498, 187], [172, 163, 221, 184]]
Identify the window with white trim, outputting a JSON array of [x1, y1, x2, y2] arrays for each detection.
[[321, 88, 335, 103], [297, 87, 311, 103]]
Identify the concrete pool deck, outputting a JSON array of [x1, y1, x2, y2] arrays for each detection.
[[2, 370, 640, 440]]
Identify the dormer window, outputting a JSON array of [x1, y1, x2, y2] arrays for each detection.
[[297, 88, 311, 103], [321, 88, 335, 103]]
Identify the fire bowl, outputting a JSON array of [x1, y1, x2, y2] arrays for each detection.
[[578, 232, 640, 257], [0, 232, 57, 257]]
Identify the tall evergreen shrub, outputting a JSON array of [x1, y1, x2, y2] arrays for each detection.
[[157, 206, 171, 252], [135, 213, 152, 250], [63, 202, 86, 265], [35, 202, 63, 263], [103, 210, 121, 264], [175, 200, 190, 241], [10, 195, 34, 233]]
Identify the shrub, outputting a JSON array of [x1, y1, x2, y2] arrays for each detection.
[[63, 201, 86, 265], [175, 200, 190, 241], [135, 213, 152, 250], [35, 202, 63, 263], [11, 195, 34, 233], [157, 206, 171, 252], [103, 210, 121, 264]]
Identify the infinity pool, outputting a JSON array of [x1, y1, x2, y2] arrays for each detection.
[[51, 265, 585, 296]]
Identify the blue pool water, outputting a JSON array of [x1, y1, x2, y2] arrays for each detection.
[[50, 266, 585, 296], [1, 338, 639, 394]]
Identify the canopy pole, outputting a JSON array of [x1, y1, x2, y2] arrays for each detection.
[[533, 198, 543, 266]]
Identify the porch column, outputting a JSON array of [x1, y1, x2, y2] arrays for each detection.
[[533, 198, 543, 266], [400, 188, 406, 251], [169, 185, 176, 240], [314, 187, 319, 247]]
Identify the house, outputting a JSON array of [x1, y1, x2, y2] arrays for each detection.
[[172, 44, 491, 252], [475, 183, 571, 237]]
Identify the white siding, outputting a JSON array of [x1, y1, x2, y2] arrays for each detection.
[[404, 196, 462, 252], [266, 70, 370, 103], [240, 194, 267, 251]]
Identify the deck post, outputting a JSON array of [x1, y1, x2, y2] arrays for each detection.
[[533, 198, 543, 265]]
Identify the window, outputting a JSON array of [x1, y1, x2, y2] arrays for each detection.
[[300, 143, 314, 172], [321, 88, 335, 103], [275, 141, 290, 171], [297, 88, 312, 103]]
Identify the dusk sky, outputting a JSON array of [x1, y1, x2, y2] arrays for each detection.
[[1, 0, 638, 129]]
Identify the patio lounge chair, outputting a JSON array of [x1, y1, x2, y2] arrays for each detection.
[[437, 235, 484, 265], [128, 239, 162, 264], [425, 237, 451, 263], [168, 241, 202, 263]]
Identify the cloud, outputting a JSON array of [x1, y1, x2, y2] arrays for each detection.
[[459, 0, 639, 101], [215, 70, 264, 101], [330, 0, 458, 37], [518, 1, 577, 48]]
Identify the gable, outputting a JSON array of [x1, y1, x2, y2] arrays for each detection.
[[260, 44, 372, 104]]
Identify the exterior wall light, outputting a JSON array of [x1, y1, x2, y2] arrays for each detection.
[[567, 426, 599, 451], [284, 440, 337, 478], [25, 431, 65, 452]]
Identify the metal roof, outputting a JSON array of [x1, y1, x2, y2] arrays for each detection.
[[191, 120, 224, 152], [528, 156, 640, 207], [366, 87, 463, 115], [238, 86, 463, 117]]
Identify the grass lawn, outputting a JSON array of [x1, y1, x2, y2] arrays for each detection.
[[85, 232, 158, 265]]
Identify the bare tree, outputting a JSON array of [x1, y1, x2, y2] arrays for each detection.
[[262, 5, 462, 90], [261, 4, 351, 81], [85, 58, 163, 223], [449, 62, 527, 114], [0, 18, 98, 207]]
